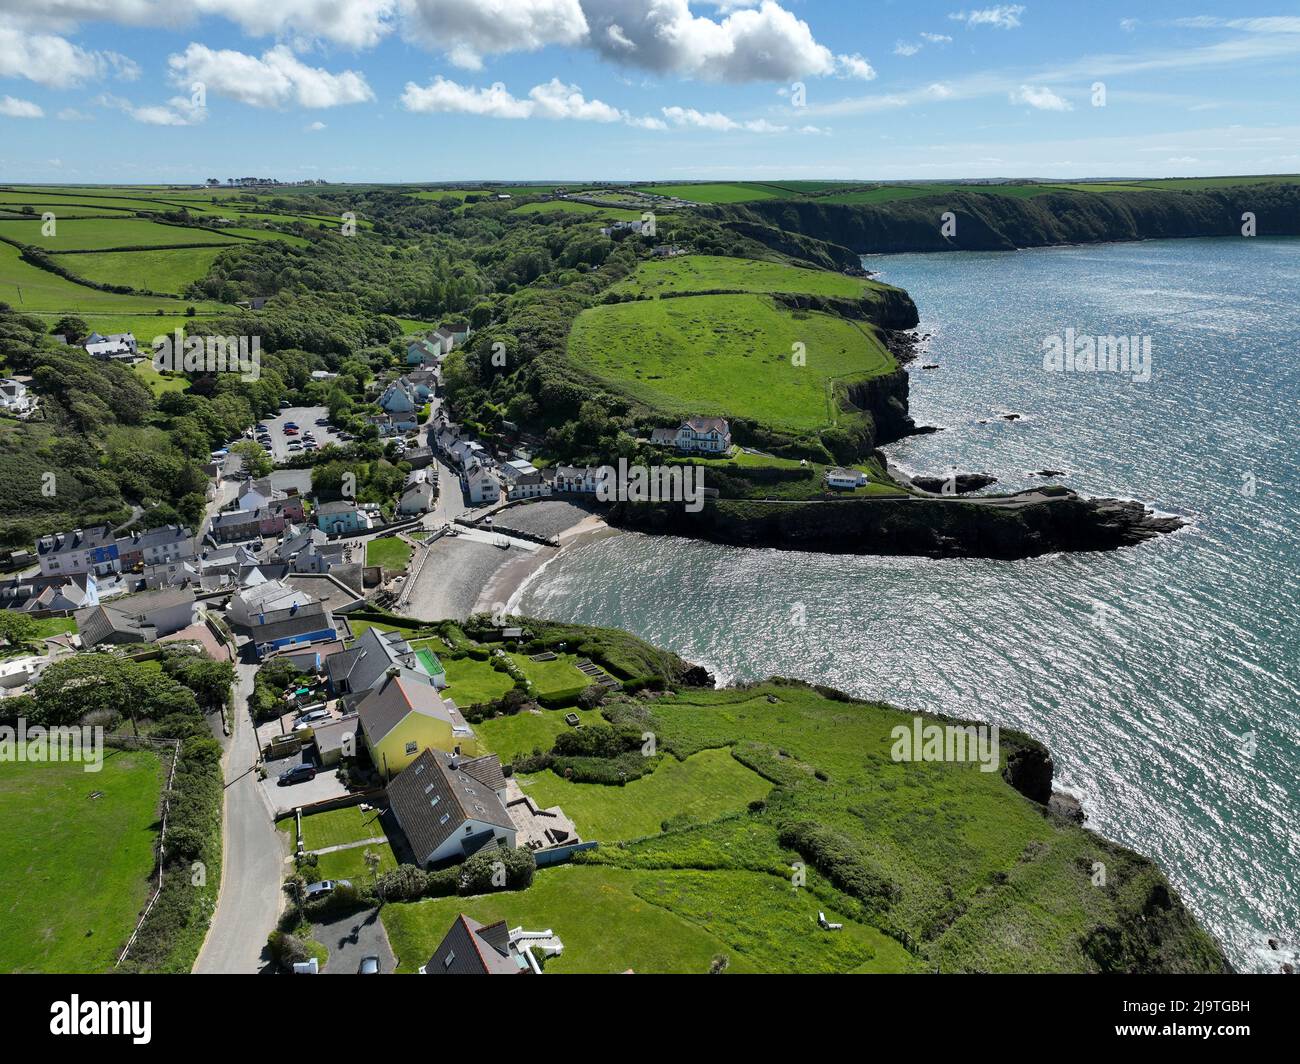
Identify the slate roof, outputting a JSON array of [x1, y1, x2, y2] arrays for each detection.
[[387, 748, 513, 864], [423, 915, 527, 975]]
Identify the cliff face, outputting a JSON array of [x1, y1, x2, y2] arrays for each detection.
[[716, 183, 1300, 254], [607, 491, 1183, 561]]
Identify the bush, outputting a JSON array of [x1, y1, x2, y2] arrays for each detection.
[[777, 820, 900, 910], [459, 846, 536, 894], [267, 930, 311, 968]]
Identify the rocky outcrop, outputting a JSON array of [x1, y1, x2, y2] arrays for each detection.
[[909, 472, 998, 494], [606, 490, 1185, 561]]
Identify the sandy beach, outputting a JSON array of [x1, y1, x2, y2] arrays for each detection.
[[396, 500, 618, 622], [473, 503, 618, 618]]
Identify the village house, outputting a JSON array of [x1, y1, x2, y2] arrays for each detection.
[[649, 416, 732, 455], [417, 914, 562, 975], [398, 469, 436, 515], [83, 331, 138, 361], [463, 457, 500, 505], [0, 377, 35, 416], [75, 587, 197, 647], [115, 525, 195, 571], [209, 509, 262, 544], [545, 465, 601, 494], [355, 674, 478, 779], [507, 469, 551, 500], [379, 378, 420, 416], [407, 338, 441, 366], [387, 748, 514, 865], [402, 445, 435, 470], [326, 625, 444, 695], [0, 572, 98, 613], [314, 500, 368, 535], [36, 525, 120, 577], [825, 467, 869, 490]]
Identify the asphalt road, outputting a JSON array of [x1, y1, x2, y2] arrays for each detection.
[[193, 659, 288, 974], [315, 907, 397, 975]]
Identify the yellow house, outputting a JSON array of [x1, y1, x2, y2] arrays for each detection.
[[356, 672, 481, 779]]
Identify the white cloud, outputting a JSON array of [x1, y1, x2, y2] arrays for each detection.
[[400, 76, 624, 124], [57, 107, 94, 121], [97, 91, 208, 125], [894, 41, 921, 57], [1, 1, 397, 50], [949, 5, 1026, 30], [836, 53, 877, 79], [0, 95, 44, 118], [167, 43, 375, 109], [306, 120, 326, 131], [921, 32, 953, 43], [1009, 84, 1072, 111], [0, 26, 140, 88], [661, 104, 818, 133], [399, 0, 588, 69], [583, 0, 836, 81]]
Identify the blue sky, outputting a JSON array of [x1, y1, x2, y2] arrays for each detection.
[[1, 2, 1298, 183]]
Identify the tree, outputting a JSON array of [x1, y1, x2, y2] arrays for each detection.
[[52, 315, 89, 343], [231, 439, 272, 478], [33, 655, 198, 734], [0, 611, 39, 653]]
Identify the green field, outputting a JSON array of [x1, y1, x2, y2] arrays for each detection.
[[0, 242, 221, 317], [521, 746, 771, 841], [643, 182, 786, 203], [1, 217, 246, 251], [278, 805, 397, 882], [610, 254, 869, 299], [0, 750, 163, 973], [477, 705, 604, 762], [365, 537, 412, 571], [512, 200, 643, 222], [567, 293, 895, 432], [58, 246, 230, 295]]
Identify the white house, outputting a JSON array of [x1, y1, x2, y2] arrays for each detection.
[[651, 417, 732, 455], [399, 469, 436, 515], [507, 470, 551, 500], [83, 332, 138, 361], [825, 467, 869, 490], [0, 378, 34, 416], [497, 459, 536, 484], [379, 379, 420, 416], [36, 525, 121, 577], [463, 458, 500, 505], [545, 465, 601, 494]]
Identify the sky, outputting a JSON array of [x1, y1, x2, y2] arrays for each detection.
[[1, 1, 1298, 184]]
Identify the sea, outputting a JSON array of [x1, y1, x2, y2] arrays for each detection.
[[516, 237, 1300, 972]]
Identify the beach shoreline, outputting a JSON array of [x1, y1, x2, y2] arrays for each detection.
[[471, 509, 618, 618]]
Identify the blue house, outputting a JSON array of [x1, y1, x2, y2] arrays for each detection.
[[314, 500, 367, 535]]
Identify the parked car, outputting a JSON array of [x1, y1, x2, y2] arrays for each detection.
[[277, 763, 317, 786], [358, 956, 380, 975], [284, 421, 299, 429], [304, 879, 350, 900], [210, 449, 228, 458], [284, 427, 299, 436], [296, 707, 330, 725]]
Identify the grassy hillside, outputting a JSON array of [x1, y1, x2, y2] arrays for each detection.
[[567, 292, 894, 434], [609, 253, 871, 299], [569, 682, 1229, 973]]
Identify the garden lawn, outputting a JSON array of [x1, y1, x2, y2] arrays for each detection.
[[566, 293, 894, 434], [281, 803, 389, 852], [0, 749, 163, 973], [520, 746, 771, 841], [507, 651, 590, 702], [477, 705, 604, 762], [381, 864, 763, 974], [365, 537, 412, 571], [434, 653, 516, 707]]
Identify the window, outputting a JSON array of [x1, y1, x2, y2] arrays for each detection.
[[464, 825, 472, 833], [443, 950, 455, 968], [439, 812, 450, 825], [405, 741, 417, 755]]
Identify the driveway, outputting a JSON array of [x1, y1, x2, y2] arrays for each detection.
[[314, 907, 397, 975], [261, 753, 350, 816], [193, 661, 289, 974]]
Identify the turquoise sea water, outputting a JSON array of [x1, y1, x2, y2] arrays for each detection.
[[518, 238, 1300, 972]]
